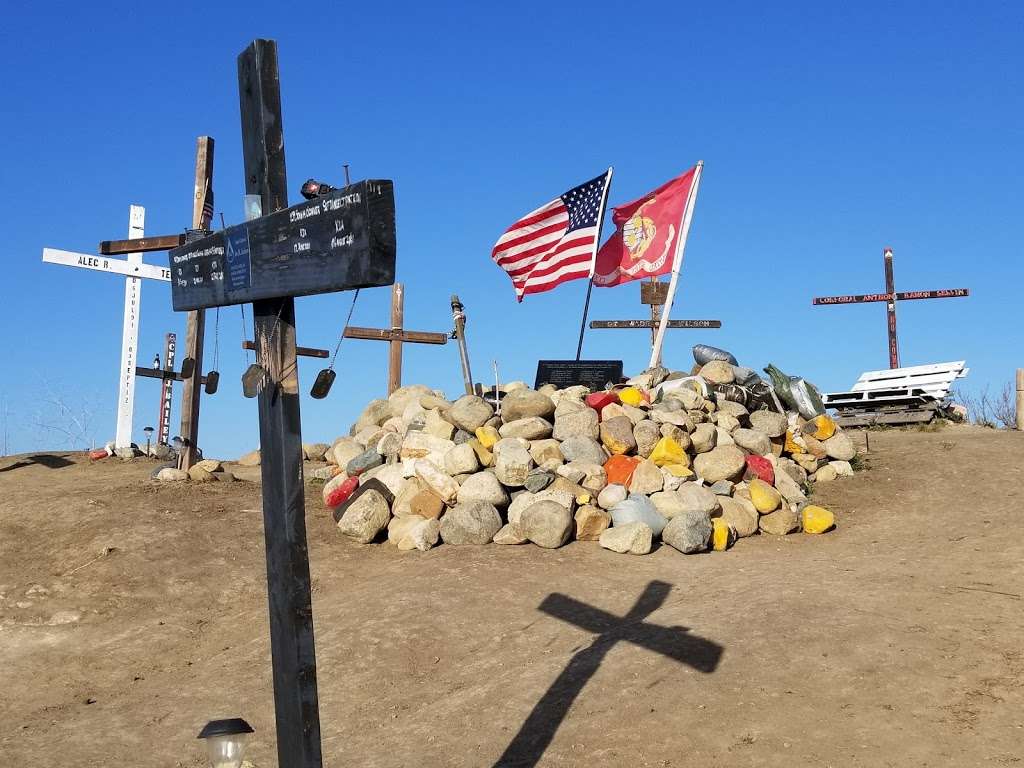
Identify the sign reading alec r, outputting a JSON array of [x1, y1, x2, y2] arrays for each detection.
[[168, 180, 397, 311]]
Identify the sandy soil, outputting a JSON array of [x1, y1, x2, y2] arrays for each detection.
[[1, 424, 1022, 768]]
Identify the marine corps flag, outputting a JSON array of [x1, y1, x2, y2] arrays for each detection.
[[592, 165, 700, 287]]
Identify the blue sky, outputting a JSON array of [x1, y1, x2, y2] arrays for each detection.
[[1, 1, 1020, 457]]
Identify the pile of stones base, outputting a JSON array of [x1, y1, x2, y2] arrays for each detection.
[[317, 360, 854, 555]]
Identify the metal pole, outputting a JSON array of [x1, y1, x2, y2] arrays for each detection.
[[451, 294, 474, 395], [575, 281, 594, 361]]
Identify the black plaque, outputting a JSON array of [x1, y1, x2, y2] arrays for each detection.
[[535, 360, 624, 391], [168, 179, 396, 311]]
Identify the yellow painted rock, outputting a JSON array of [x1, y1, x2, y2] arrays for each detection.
[[474, 425, 500, 449], [618, 387, 646, 407], [649, 436, 688, 467], [711, 518, 735, 551], [802, 505, 835, 534], [784, 430, 805, 454], [661, 463, 694, 478], [749, 478, 782, 513], [807, 415, 837, 441]]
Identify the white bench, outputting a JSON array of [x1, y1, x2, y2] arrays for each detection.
[[824, 361, 968, 426]]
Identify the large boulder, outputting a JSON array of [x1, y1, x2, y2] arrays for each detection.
[[499, 417, 553, 441], [662, 510, 712, 554], [559, 436, 607, 466], [759, 507, 800, 535], [749, 410, 788, 438], [574, 504, 611, 540], [494, 442, 533, 487], [600, 416, 637, 455], [500, 389, 556, 422], [553, 408, 600, 441], [824, 431, 857, 461], [439, 501, 502, 544], [599, 522, 653, 555], [414, 460, 460, 506], [336, 488, 391, 543], [520, 500, 573, 548], [675, 483, 720, 516], [731, 428, 771, 456], [448, 395, 495, 433], [609, 494, 668, 537], [691, 423, 717, 453], [693, 445, 746, 483], [456, 472, 509, 507], [716, 496, 759, 537]]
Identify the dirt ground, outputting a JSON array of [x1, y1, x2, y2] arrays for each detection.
[[1, 424, 1022, 767]]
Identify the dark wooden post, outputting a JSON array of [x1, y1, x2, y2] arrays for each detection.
[[388, 283, 404, 395], [179, 136, 214, 470], [883, 247, 900, 369], [238, 39, 322, 768]]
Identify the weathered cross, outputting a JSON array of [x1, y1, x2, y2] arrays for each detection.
[[494, 580, 722, 767], [812, 247, 969, 368], [98, 137, 217, 469], [590, 278, 721, 366], [42, 206, 169, 449], [343, 282, 449, 395], [166, 39, 397, 768]]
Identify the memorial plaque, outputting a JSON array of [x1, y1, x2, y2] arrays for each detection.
[[168, 179, 396, 311], [535, 360, 624, 391]]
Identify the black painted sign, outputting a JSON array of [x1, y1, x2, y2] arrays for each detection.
[[534, 360, 624, 391], [169, 180, 396, 311]]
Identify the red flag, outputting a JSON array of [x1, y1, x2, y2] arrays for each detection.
[[592, 166, 697, 288]]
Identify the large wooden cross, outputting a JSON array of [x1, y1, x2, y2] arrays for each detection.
[[98, 137, 216, 469], [590, 278, 721, 366], [495, 580, 722, 766], [812, 247, 969, 368], [343, 282, 448, 395], [42, 206, 170, 449]]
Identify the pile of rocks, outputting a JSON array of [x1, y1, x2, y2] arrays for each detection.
[[319, 358, 854, 555]]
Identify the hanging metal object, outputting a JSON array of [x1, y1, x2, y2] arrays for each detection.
[[310, 288, 361, 399], [242, 363, 268, 398]]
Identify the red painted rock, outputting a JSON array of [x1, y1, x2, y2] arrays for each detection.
[[745, 454, 775, 485], [325, 475, 359, 508], [88, 449, 110, 461], [586, 391, 619, 416]]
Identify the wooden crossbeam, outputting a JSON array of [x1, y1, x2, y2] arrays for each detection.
[[243, 340, 329, 358], [99, 233, 188, 254], [342, 326, 449, 344], [590, 319, 721, 329], [135, 366, 209, 384]]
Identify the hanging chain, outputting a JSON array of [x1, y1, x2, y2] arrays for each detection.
[[212, 307, 221, 369], [327, 289, 360, 371]]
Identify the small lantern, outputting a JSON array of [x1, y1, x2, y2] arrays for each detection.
[[197, 718, 253, 768], [143, 426, 154, 455]]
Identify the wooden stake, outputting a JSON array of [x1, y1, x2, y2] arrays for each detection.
[[238, 39, 322, 768], [1016, 368, 1024, 431], [389, 283, 404, 395], [178, 136, 214, 470]]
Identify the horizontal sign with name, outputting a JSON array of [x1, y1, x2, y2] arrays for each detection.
[[812, 288, 969, 305], [534, 359, 624, 391], [43, 248, 171, 281], [590, 319, 721, 329], [168, 180, 396, 311]]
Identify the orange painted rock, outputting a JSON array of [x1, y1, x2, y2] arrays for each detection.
[[604, 454, 641, 486]]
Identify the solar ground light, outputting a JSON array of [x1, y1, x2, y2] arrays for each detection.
[[197, 718, 254, 768]]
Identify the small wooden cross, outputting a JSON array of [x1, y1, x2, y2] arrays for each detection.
[[343, 282, 448, 395], [495, 580, 722, 766], [590, 278, 721, 366], [812, 247, 969, 368]]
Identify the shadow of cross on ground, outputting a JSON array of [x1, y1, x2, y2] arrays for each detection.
[[0, 454, 75, 473], [494, 580, 723, 768]]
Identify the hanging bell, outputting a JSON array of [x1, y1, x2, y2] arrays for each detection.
[[310, 368, 336, 399], [241, 363, 269, 398], [204, 370, 220, 395]]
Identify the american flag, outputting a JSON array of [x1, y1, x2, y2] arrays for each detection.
[[491, 170, 612, 302]]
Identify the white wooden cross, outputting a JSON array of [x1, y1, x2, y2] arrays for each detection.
[[42, 205, 171, 450]]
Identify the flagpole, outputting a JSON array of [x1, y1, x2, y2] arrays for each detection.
[[648, 160, 703, 369], [575, 166, 613, 361]]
